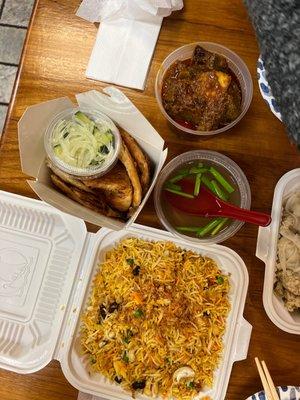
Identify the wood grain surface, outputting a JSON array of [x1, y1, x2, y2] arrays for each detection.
[[0, 1, 299, 399]]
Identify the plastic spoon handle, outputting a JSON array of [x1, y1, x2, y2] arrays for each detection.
[[218, 202, 271, 226]]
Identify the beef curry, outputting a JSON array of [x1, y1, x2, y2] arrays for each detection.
[[161, 45, 242, 131]]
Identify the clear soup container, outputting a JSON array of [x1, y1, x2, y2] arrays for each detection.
[[154, 150, 251, 244]]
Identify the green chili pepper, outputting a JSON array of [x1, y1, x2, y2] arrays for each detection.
[[176, 226, 202, 233], [201, 175, 217, 194], [164, 188, 194, 199], [209, 166, 235, 194], [211, 218, 229, 236], [216, 276, 224, 284], [211, 180, 228, 201], [197, 218, 222, 237], [126, 258, 134, 266], [169, 173, 189, 183], [189, 166, 208, 174], [194, 173, 202, 196], [165, 181, 182, 191], [179, 167, 191, 174]]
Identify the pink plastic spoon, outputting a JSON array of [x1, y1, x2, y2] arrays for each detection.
[[165, 180, 271, 227]]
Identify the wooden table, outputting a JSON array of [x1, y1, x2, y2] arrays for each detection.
[[0, 1, 299, 399]]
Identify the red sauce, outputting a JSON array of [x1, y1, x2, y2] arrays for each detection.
[[161, 45, 242, 132]]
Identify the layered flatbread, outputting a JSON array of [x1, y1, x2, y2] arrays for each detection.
[[83, 162, 133, 212], [120, 130, 151, 195], [46, 159, 94, 193], [50, 174, 121, 219], [119, 142, 142, 208]]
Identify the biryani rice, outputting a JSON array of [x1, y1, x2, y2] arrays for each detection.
[[81, 238, 231, 400]]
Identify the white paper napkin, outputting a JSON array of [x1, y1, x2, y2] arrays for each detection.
[[77, 0, 183, 21], [76, 0, 183, 90]]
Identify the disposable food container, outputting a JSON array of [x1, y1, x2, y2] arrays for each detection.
[[155, 42, 253, 136], [154, 150, 251, 244], [0, 190, 252, 400], [18, 86, 167, 230], [256, 169, 300, 335], [44, 107, 121, 179]]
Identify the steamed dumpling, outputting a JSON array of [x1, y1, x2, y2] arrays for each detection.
[[279, 223, 300, 251], [277, 236, 300, 273], [285, 191, 300, 217], [275, 189, 300, 312]]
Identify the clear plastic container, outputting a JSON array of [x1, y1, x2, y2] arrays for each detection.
[[44, 107, 121, 178], [154, 150, 251, 244], [155, 42, 253, 136]]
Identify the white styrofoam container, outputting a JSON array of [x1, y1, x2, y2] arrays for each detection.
[[0, 190, 252, 400], [256, 169, 300, 335]]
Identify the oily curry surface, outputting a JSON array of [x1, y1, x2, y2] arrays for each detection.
[[161, 46, 242, 131]]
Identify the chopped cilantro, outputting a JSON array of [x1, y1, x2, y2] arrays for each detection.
[[133, 308, 144, 318], [123, 330, 133, 344], [187, 382, 195, 389], [122, 351, 129, 363]]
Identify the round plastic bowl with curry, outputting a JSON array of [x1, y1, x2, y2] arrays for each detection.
[[155, 43, 253, 136]]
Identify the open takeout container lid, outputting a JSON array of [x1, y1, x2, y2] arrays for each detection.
[[256, 169, 300, 335], [0, 190, 251, 400], [18, 86, 168, 230]]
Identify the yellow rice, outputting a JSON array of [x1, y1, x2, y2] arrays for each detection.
[[81, 238, 231, 400]]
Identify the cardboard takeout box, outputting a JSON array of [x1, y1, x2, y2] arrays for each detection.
[[18, 86, 168, 229]]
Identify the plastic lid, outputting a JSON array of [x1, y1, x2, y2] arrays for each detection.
[[0, 190, 87, 373], [154, 150, 251, 244], [44, 107, 121, 178]]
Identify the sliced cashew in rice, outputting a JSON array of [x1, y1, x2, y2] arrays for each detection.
[[173, 366, 195, 382], [128, 349, 135, 362]]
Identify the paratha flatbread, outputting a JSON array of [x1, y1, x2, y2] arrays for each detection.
[[50, 174, 121, 219], [83, 162, 133, 212], [120, 130, 151, 195], [46, 159, 94, 193], [119, 142, 142, 208]]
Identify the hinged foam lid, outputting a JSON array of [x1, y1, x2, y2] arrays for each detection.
[[0, 190, 87, 373]]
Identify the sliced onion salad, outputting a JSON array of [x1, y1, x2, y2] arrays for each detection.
[[51, 111, 115, 169]]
